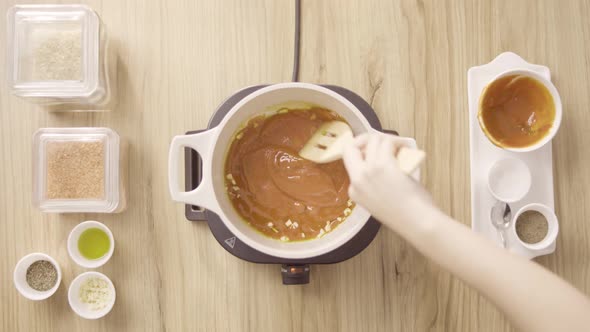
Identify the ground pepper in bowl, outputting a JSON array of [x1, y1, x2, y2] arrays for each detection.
[[26, 260, 58, 291], [515, 210, 549, 244]]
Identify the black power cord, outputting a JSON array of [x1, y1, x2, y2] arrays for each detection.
[[291, 0, 301, 82]]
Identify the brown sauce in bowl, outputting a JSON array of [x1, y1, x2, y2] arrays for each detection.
[[224, 108, 354, 241], [478, 75, 555, 148]]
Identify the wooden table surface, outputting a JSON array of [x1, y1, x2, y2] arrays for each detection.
[[2, 0, 590, 331]]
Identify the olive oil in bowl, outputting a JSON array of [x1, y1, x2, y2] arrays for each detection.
[[78, 228, 111, 260]]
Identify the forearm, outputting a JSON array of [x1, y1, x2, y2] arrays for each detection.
[[385, 205, 590, 332]]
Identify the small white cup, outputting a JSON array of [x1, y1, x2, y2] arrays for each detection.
[[512, 203, 559, 250], [13, 253, 61, 300], [68, 220, 114, 268], [478, 69, 562, 152], [488, 157, 531, 203], [68, 271, 116, 319]]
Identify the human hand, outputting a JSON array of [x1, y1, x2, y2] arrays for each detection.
[[342, 132, 435, 231]]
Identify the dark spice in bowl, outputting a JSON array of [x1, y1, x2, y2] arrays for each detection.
[[26, 260, 58, 291]]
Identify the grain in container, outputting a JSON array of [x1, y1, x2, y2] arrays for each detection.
[[6, 5, 113, 106], [33, 128, 127, 213]]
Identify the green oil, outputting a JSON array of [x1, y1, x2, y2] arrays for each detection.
[[78, 228, 110, 260]]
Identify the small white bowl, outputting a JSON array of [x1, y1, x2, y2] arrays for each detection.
[[478, 69, 562, 152], [68, 271, 116, 319], [67, 220, 114, 268], [512, 203, 559, 250], [487, 157, 531, 203], [13, 253, 61, 300]]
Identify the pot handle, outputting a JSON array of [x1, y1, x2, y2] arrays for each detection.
[[168, 128, 221, 214]]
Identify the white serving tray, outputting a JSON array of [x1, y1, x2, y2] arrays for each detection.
[[467, 52, 556, 259]]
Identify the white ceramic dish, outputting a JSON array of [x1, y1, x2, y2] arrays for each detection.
[[169, 82, 418, 259], [67, 220, 114, 268], [512, 203, 559, 250], [14, 252, 61, 300], [487, 157, 531, 203], [477, 69, 562, 152], [468, 52, 558, 259], [68, 271, 116, 319]]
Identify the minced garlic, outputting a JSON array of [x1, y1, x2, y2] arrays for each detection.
[[267, 222, 279, 233], [226, 174, 237, 185], [79, 277, 112, 311]]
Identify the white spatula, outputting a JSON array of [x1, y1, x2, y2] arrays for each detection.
[[299, 121, 425, 174]]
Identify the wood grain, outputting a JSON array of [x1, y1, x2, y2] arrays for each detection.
[[1, 0, 589, 331]]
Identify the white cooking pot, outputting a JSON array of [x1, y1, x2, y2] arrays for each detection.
[[168, 83, 417, 259]]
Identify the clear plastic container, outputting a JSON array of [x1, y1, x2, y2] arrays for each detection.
[[33, 128, 127, 213], [6, 5, 112, 106]]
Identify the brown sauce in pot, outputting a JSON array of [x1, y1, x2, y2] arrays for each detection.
[[224, 108, 354, 241]]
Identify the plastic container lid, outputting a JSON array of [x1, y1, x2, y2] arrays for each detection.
[[6, 4, 101, 99], [33, 127, 121, 213]]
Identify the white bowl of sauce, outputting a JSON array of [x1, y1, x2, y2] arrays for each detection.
[[477, 69, 562, 152]]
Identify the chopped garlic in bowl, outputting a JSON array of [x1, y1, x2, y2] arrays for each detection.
[[68, 271, 116, 319]]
